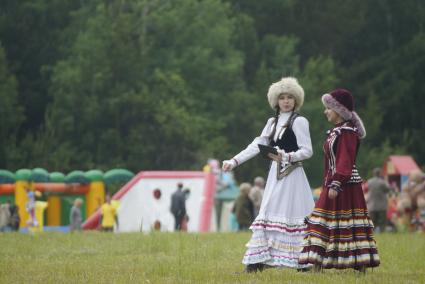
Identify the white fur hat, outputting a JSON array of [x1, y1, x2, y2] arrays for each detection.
[[267, 77, 304, 110]]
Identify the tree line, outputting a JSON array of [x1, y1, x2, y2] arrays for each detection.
[[1, 0, 424, 186]]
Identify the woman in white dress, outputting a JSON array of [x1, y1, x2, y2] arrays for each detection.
[[222, 77, 315, 272]]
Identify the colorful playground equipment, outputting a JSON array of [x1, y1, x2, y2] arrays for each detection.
[[81, 159, 239, 233], [381, 155, 421, 191], [0, 168, 134, 230], [0, 161, 240, 233]]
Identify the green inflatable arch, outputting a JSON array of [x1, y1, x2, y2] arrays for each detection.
[[49, 172, 65, 183], [0, 170, 16, 184], [31, 168, 50, 182], [85, 170, 104, 182], [15, 169, 32, 181], [104, 169, 135, 184], [65, 170, 90, 184]]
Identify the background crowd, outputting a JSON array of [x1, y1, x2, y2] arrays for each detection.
[[370, 170, 425, 233], [1, 166, 425, 234], [230, 167, 425, 235]]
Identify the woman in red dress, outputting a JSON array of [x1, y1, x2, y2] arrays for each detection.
[[299, 89, 380, 272]]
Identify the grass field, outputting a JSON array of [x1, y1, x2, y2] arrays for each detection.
[[0, 231, 424, 283]]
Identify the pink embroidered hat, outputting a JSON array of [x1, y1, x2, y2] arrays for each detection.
[[322, 88, 366, 138]]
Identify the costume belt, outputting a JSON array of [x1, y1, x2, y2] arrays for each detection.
[[277, 161, 303, 180]]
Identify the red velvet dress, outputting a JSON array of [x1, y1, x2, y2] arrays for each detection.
[[299, 122, 380, 269]]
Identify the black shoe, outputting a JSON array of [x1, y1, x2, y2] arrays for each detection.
[[312, 264, 322, 273], [257, 263, 266, 271], [297, 267, 312, 273], [244, 263, 265, 273], [354, 266, 366, 274]]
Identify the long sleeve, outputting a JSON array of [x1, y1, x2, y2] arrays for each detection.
[[329, 130, 358, 192], [287, 117, 313, 162], [232, 118, 274, 165]]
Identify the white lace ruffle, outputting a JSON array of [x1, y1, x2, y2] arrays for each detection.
[[242, 226, 309, 268]]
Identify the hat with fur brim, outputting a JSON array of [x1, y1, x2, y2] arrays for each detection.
[[321, 88, 366, 139], [267, 77, 304, 111]]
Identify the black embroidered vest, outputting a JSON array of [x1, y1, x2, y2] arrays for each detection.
[[270, 113, 300, 152]]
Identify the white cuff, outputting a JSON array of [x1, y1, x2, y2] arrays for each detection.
[[276, 149, 289, 163]]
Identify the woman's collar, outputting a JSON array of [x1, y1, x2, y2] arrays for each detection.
[[335, 120, 347, 127]]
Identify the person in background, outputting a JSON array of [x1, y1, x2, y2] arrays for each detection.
[[399, 170, 425, 232], [8, 201, 20, 231], [409, 171, 425, 232], [70, 198, 83, 232], [25, 188, 38, 227], [101, 194, 118, 232], [0, 201, 11, 232], [366, 168, 392, 233], [170, 182, 187, 231], [386, 192, 398, 232], [232, 183, 254, 231], [249, 176, 265, 218]]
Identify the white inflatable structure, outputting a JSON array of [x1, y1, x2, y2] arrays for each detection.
[[83, 171, 216, 233]]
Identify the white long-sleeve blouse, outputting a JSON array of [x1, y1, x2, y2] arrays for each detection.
[[232, 111, 313, 166]]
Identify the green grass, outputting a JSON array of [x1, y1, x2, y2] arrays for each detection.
[[0, 232, 424, 283]]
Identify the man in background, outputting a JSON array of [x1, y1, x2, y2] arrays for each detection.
[[366, 168, 391, 233], [170, 182, 186, 231]]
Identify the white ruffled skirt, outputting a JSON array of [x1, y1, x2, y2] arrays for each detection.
[[242, 163, 315, 268]]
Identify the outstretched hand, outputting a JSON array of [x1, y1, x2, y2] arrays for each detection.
[[222, 160, 234, 172]]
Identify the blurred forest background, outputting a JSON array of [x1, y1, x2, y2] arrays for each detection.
[[1, 0, 424, 186]]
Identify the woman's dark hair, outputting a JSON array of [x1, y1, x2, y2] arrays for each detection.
[[268, 106, 298, 142], [268, 107, 280, 141]]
